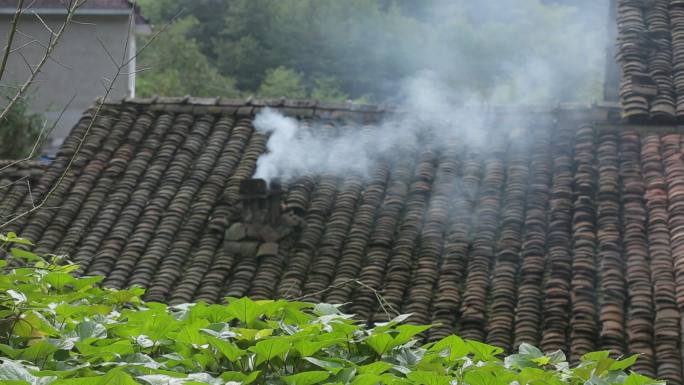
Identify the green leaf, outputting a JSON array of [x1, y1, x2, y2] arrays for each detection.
[[610, 354, 639, 371], [225, 297, 260, 325], [518, 343, 544, 358], [623, 372, 665, 385], [358, 361, 393, 375], [220, 371, 260, 385], [546, 349, 567, 365], [582, 351, 611, 362], [96, 369, 140, 385], [282, 371, 330, 385], [76, 339, 134, 359], [0, 345, 17, 359], [467, 340, 503, 361], [17, 341, 58, 363], [303, 357, 346, 374], [247, 338, 290, 366], [53, 378, 105, 385], [390, 324, 431, 347], [10, 248, 39, 262], [42, 272, 76, 290], [313, 303, 342, 316], [6, 290, 27, 305], [531, 356, 551, 366], [175, 322, 209, 347], [371, 313, 414, 335], [6, 233, 33, 245], [75, 321, 107, 341], [293, 339, 343, 357], [136, 374, 187, 385], [0, 359, 55, 385], [429, 335, 468, 361], [351, 373, 381, 385], [205, 336, 244, 362], [71, 276, 104, 291], [406, 371, 450, 385], [366, 333, 394, 355]]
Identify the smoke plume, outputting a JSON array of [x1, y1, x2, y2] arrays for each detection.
[[254, 0, 609, 181]]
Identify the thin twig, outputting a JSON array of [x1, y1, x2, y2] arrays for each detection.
[[96, 35, 119, 69], [10, 39, 38, 54], [290, 279, 400, 320], [31, 11, 56, 37], [0, 0, 26, 82], [0, 175, 28, 190], [26, 179, 34, 208]]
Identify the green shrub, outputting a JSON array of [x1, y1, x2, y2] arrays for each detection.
[[0, 234, 664, 385], [0, 97, 43, 159]]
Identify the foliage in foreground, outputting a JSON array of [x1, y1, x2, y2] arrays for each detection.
[[0, 234, 664, 385]]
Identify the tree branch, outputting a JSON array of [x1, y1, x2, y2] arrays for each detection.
[[0, 0, 26, 82]]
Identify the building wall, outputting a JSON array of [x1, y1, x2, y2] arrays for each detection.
[[0, 13, 134, 153]]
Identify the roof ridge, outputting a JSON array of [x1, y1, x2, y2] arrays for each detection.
[[103, 96, 391, 113]]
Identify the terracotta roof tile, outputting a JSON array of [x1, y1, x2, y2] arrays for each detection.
[[0, 160, 46, 223], [6, 98, 684, 380], [617, 0, 677, 121]]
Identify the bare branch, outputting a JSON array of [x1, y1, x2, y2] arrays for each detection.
[[10, 39, 39, 54], [17, 51, 35, 75], [119, 67, 152, 76], [31, 11, 56, 37], [26, 179, 34, 208], [16, 29, 47, 50], [0, 0, 27, 82], [69, 19, 96, 26], [289, 279, 400, 319], [96, 36, 119, 69]]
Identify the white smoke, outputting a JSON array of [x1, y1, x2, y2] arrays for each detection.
[[254, 73, 516, 181], [253, 0, 609, 181]]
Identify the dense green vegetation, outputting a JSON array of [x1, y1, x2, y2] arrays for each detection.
[[135, 0, 607, 103], [0, 97, 43, 159], [0, 233, 665, 384]]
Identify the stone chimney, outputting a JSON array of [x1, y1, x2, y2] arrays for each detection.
[[224, 179, 300, 260]]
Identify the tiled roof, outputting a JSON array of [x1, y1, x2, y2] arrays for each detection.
[[5, 98, 684, 382], [616, 0, 680, 120], [0, 160, 47, 222]]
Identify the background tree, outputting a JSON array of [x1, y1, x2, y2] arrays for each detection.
[[0, 96, 42, 159], [136, 0, 607, 104], [136, 17, 239, 98], [257, 67, 307, 99]]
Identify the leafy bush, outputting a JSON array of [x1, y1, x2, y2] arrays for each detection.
[[257, 67, 307, 99], [0, 96, 43, 159], [0, 234, 664, 385]]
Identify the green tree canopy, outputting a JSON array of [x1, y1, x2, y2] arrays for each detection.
[[136, 17, 239, 98], [257, 67, 306, 99], [0, 96, 42, 159], [137, 0, 607, 104]]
